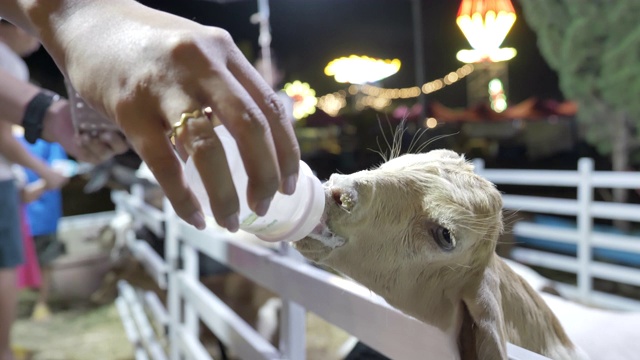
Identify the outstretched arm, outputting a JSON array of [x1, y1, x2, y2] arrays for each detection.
[[0, 0, 301, 231]]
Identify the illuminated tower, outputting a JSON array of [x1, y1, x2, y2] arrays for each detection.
[[456, 0, 516, 111]]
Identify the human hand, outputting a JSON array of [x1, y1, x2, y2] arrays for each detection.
[[48, 1, 300, 230], [41, 99, 129, 164], [22, 178, 47, 203], [40, 165, 68, 190]]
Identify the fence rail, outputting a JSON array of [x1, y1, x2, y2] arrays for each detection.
[[111, 185, 549, 359], [474, 157, 640, 311]]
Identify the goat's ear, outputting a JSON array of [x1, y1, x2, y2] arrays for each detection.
[[460, 262, 508, 360]]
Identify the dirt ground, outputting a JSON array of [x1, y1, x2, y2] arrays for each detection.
[[11, 291, 134, 360], [11, 290, 351, 360]]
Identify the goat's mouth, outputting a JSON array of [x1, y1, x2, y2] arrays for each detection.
[[307, 221, 346, 248], [293, 218, 346, 262], [293, 181, 353, 262]]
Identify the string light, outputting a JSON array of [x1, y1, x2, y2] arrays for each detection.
[[363, 64, 473, 99], [317, 92, 347, 117], [308, 63, 475, 116], [325, 55, 402, 84]]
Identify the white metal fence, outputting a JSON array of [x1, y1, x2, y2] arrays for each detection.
[[111, 185, 549, 360], [474, 158, 640, 311]]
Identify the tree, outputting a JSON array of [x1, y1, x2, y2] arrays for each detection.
[[518, 0, 640, 203]]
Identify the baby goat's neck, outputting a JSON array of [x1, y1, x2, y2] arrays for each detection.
[[379, 266, 465, 333]]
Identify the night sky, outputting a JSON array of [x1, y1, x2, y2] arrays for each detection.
[[25, 0, 563, 109]]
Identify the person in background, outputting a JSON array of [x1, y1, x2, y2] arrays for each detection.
[[0, 19, 67, 360], [17, 132, 67, 321], [12, 147, 47, 297]]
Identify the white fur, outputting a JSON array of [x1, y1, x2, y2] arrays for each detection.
[[506, 260, 640, 360], [109, 211, 134, 260], [501, 258, 555, 292], [541, 293, 640, 360], [256, 297, 282, 344]]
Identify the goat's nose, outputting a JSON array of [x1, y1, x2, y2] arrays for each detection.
[[330, 185, 357, 212]]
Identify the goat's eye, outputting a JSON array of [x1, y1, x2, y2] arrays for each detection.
[[434, 227, 455, 251]]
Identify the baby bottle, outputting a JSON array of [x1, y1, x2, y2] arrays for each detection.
[[184, 125, 325, 242]]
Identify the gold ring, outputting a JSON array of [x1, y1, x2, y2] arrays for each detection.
[[169, 109, 204, 144], [168, 107, 217, 145]]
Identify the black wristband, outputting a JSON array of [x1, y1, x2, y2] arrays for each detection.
[[22, 91, 60, 144]]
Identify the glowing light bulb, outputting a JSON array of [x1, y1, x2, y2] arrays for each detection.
[[325, 55, 401, 84], [283, 80, 317, 120], [456, 0, 517, 63], [425, 117, 438, 128]]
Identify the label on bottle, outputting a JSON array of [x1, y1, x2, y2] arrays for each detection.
[[240, 213, 281, 233], [241, 213, 259, 226]]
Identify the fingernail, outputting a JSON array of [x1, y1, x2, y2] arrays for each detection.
[[282, 174, 298, 195], [224, 213, 239, 233], [254, 196, 273, 217], [189, 211, 206, 230]]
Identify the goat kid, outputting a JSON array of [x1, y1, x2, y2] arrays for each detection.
[[294, 150, 587, 360]]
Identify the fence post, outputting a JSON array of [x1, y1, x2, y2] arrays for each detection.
[[183, 240, 200, 340], [472, 158, 485, 175], [278, 243, 307, 360], [131, 184, 145, 230], [577, 158, 594, 303], [164, 198, 182, 360]]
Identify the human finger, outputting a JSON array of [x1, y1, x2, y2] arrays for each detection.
[[227, 49, 301, 195], [63, 137, 95, 163], [79, 133, 116, 163], [173, 136, 189, 162], [72, 134, 102, 164], [98, 131, 130, 155], [203, 73, 280, 216], [175, 113, 240, 232], [77, 131, 129, 164], [121, 114, 205, 230]]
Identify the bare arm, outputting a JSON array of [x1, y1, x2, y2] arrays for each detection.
[[0, 121, 67, 189], [0, 0, 302, 231], [0, 67, 126, 163], [0, 0, 40, 34], [21, 178, 46, 203], [0, 67, 39, 125], [0, 0, 111, 75]]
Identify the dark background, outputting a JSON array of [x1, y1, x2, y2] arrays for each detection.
[[19, 0, 571, 215], [24, 0, 562, 108]]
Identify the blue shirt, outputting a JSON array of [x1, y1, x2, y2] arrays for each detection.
[[18, 137, 67, 236]]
